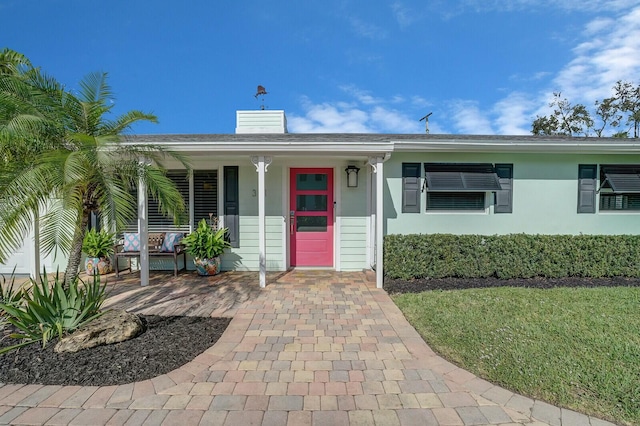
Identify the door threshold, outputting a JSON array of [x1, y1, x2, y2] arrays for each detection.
[[289, 267, 335, 271]]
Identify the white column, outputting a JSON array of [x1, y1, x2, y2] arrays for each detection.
[[138, 162, 149, 287], [375, 157, 384, 289], [252, 156, 272, 288], [32, 210, 40, 279]]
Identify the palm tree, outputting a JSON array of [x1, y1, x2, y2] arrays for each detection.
[[0, 48, 32, 76], [0, 63, 189, 285]]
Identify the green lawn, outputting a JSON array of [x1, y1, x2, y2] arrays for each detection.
[[392, 286, 640, 425]]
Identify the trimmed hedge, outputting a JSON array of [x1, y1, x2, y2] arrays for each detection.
[[384, 234, 640, 280]]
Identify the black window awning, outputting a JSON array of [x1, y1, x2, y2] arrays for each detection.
[[602, 165, 640, 193], [424, 163, 502, 192]]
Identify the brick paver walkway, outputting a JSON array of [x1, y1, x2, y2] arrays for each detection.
[[0, 271, 615, 425]]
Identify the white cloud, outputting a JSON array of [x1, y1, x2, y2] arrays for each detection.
[[553, 6, 640, 102], [448, 100, 494, 134], [492, 93, 536, 135], [287, 92, 425, 133]]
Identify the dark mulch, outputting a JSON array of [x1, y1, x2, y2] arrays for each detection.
[[385, 276, 640, 294], [0, 315, 230, 386]]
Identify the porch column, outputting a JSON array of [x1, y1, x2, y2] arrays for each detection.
[[375, 157, 384, 289], [251, 156, 272, 288], [138, 159, 149, 287], [369, 155, 388, 289], [31, 210, 40, 279]]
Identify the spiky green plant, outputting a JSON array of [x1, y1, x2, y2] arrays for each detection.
[[0, 270, 107, 353]]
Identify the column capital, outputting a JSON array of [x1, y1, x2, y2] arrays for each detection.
[[251, 156, 273, 172]]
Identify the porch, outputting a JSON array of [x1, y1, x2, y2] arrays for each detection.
[[101, 269, 377, 318]]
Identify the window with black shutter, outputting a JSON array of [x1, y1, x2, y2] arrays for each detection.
[[599, 165, 640, 211], [402, 163, 421, 213]]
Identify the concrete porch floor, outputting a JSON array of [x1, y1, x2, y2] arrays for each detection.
[[0, 270, 614, 425]]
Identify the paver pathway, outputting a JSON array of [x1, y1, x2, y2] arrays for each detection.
[[0, 271, 615, 425]]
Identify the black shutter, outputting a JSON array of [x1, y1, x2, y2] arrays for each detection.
[[224, 166, 240, 248], [577, 164, 597, 214], [494, 164, 513, 214], [402, 163, 421, 213]]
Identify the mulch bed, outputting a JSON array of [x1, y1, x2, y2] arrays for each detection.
[[0, 315, 230, 386], [385, 276, 640, 294]]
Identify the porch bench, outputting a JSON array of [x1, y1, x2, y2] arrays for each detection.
[[114, 232, 187, 277]]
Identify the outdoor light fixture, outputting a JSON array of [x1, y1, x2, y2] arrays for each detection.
[[345, 165, 360, 188]]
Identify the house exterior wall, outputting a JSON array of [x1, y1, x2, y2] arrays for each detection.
[[339, 165, 369, 271], [385, 152, 640, 236], [218, 159, 371, 272], [221, 164, 285, 271]]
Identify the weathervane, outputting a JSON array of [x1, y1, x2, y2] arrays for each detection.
[[419, 112, 433, 134], [255, 85, 268, 110]]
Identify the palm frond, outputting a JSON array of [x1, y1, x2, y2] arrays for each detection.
[[78, 72, 112, 104]]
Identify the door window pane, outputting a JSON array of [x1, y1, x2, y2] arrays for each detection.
[[296, 216, 327, 232], [297, 195, 327, 211], [296, 174, 327, 190]]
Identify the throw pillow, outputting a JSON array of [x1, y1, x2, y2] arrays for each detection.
[[161, 232, 184, 252], [123, 233, 140, 252]]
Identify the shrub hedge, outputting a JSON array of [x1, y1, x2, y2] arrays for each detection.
[[384, 234, 640, 279]]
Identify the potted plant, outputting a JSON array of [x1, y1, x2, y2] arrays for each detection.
[[82, 229, 115, 275], [182, 218, 230, 276]]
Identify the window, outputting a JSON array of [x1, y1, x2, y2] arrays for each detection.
[[599, 165, 640, 211], [423, 163, 508, 212], [194, 170, 219, 226], [148, 171, 190, 232]]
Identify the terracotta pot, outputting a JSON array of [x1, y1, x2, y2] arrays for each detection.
[[193, 257, 221, 276], [85, 257, 112, 275]]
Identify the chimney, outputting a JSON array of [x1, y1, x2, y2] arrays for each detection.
[[235, 110, 288, 134]]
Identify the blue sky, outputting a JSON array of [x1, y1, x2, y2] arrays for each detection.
[[2, 0, 640, 135]]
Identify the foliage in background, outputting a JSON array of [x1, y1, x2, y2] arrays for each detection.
[[182, 218, 230, 259], [82, 229, 115, 258], [0, 270, 107, 353], [384, 234, 640, 280], [393, 287, 640, 425], [531, 81, 640, 137]]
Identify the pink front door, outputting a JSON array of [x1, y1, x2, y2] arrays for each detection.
[[290, 168, 334, 267]]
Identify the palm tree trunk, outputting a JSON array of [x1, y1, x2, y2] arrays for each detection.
[[64, 211, 89, 287]]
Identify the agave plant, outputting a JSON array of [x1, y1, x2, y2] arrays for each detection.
[[0, 269, 107, 353]]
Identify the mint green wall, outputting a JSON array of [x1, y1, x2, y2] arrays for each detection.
[[386, 152, 640, 236], [221, 164, 285, 271]]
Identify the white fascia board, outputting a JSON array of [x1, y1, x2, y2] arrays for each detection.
[[393, 140, 640, 154], [124, 141, 394, 155]]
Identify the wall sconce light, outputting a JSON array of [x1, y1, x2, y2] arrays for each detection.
[[345, 165, 360, 188]]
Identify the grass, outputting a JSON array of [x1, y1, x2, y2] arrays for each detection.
[[392, 286, 640, 425]]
